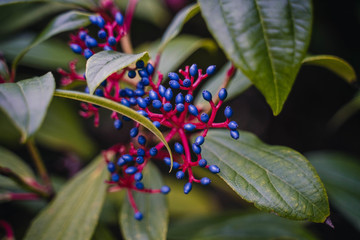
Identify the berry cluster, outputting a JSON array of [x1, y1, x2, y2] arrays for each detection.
[[60, 9, 240, 221]]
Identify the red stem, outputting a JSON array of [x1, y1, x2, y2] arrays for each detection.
[[0, 220, 14, 240]]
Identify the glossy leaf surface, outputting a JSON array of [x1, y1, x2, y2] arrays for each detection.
[[0, 72, 55, 141], [85, 51, 150, 94], [0, 0, 96, 9], [202, 130, 329, 222], [198, 0, 312, 115], [308, 151, 360, 231], [24, 155, 108, 240], [120, 163, 168, 240]]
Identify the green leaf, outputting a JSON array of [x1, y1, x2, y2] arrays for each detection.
[[0, 0, 96, 9], [85, 51, 150, 94], [307, 151, 360, 231], [168, 211, 318, 240], [0, 72, 55, 142], [0, 146, 36, 189], [201, 130, 329, 222], [195, 62, 252, 106], [35, 98, 97, 159], [11, 11, 92, 72], [54, 89, 173, 168], [120, 163, 168, 240], [303, 55, 357, 84], [158, 3, 200, 52], [24, 155, 108, 240], [198, 0, 312, 115], [137, 35, 217, 76]]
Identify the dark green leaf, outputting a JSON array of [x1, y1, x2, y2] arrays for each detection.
[[195, 62, 252, 106], [0, 55, 10, 81], [303, 55, 357, 83], [307, 151, 360, 231], [168, 211, 318, 240], [0, 146, 36, 189], [35, 98, 97, 159], [12, 11, 92, 72], [120, 163, 168, 240], [201, 130, 329, 222], [92, 224, 116, 240], [24, 155, 108, 240], [0, 0, 96, 9], [198, 0, 312, 115], [0, 72, 55, 141], [85, 51, 150, 94], [158, 3, 200, 52], [54, 89, 173, 167]]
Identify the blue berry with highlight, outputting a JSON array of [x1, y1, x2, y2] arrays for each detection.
[[209, 165, 220, 174], [161, 185, 171, 194], [184, 123, 196, 131], [135, 182, 144, 189], [112, 173, 120, 182], [200, 113, 209, 123], [125, 166, 138, 175], [169, 80, 180, 89], [107, 162, 116, 173], [224, 106, 233, 118], [115, 12, 124, 25], [230, 130, 239, 139], [117, 157, 126, 166], [136, 156, 144, 164], [114, 119, 122, 130], [201, 177, 211, 185], [168, 72, 179, 81], [185, 94, 193, 103], [198, 159, 207, 167], [98, 29, 107, 39], [130, 127, 139, 137], [122, 154, 133, 162], [195, 136, 204, 145], [149, 147, 158, 156], [228, 121, 238, 130], [164, 88, 173, 101], [138, 135, 146, 145], [192, 143, 201, 154], [176, 171, 185, 179], [184, 182, 192, 194], [70, 44, 82, 54], [176, 103, 185, 112], [152, 100, 162, 109], [183, 79, 191, 87], [206, 65, 216, 75], [175, 93, 184, 104], [189, 64, 198, 77], [134, 212, 143, 221], [218, 88, 227, 100], [188, 105, 198, 116], [134, 172, 143, 181], [202, 90, 212, 101], [163, 103, 172, 112], [174, 142, 184, 154]]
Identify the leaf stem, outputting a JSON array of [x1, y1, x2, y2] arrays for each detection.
[[0, 220, 14, 240]]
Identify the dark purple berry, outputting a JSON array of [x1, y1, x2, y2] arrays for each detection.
[[107, 162, 116, 173], [123, 116, 131, 121], [218, 88, 227, 101], [164, 88, 173, 101], [98, 29, 107, 39], [95, 89, 104, 97], [176, 171, 185, 179], [138, 135, 146, 145], [125, 166, 138, 175], [70, 44, 82, 54], [115, 12, 124, 25], [112, 173, 120, 182], [198, 159, 207, 167], [185, 94, 193, 103], [134, 172, 143, 181], [168, 72, 179, 81], [206, 65, 216, 75], [149, 147, 158, 156], [200, 177, 211, 185], [192, 143, 201, 154], [209, 165, 220, 174], [184, 123, 196, 131], [122, 154, 133, 162], [174, 142, 184, 154], [224, 106, 233, 118], [114, 119, 122, 130], [136, 60, 144, 69], [202, 90, 212, 101], [136, 156, 144, 164], [101, 80, 107, 87], [230, 130, 239, 139], [183, 79, 191, 87], [169, 80, 180, 89], [84, 49, 93, 59], [163, 103, 172, 112], [189, 64, 198, 77], [175, 93, 184, 104], [188, 105, 198, 116], [228, 121, 238, 130], [195, 136, 204, 145], [152, 100, 162, 109], [161, 185, 171, 194], [176, 103, 185, 112], [184, 182, 192, 194], [200, 113, 209, 123], [128, 70, 136, 79], [119, 89, 127, 97]]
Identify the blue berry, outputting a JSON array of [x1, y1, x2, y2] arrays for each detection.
[[122, 154, 133, 162], [108, 36, 116, 46], [183, 79, 191, 87], [200, 113, 209, 123], [136, 156, 144, 164], [173, 162, 180, 170], [117, 157, 126, 166], [209, 165, 220, 174], [135, 89, 145, 97], [224, 106, 233, 118], [159, 85, 166, 97], [130, 127, 139, 137], [202, 90, 212, 101], [89, 15, 98, 25], [112, 173, 119, 182], [79, 31, 87, 40], [135, 182, 144, 189], [230, 130, 240, 139], [175, 93, 184, 104], [137, 110, 148, 118], [125, 166, 138, 175], [138, 135, 146, 145], [103, 46, 112, 51], [174, 142, 184, 154], [95, 89, 104, 97], [98, 29, 107, 39], [195, 136, 205, 145], [164, 88, 173, 101], [125, 88, 135, 97], [70, 44, 82, 54], [149, 147, 158, 156], [168, 72, 179, 81], [228, 121, 238, 130], [176, 103, 185, 112], [198, 159, 207, 167], [84, 49, 93, 59], [184, 182, 192, 194], [163, 157, 171, 166], [149, 90, 158, 100], [119, 89, 127, 97], [134, 172, 143, 181], [96, 15, 105, 28], [121, 98, 130, 107], [169, 80, 180, 89], [161, 185, 171, 194], [176, 171, 185, 179], [107, 162, 116, 173], [206, 65, 216, 75], [185, 94, 193, 103], [200, 177, 211, 185], [136, 60, 144, 69], [84, 87, 89, 94], [188, 105, 198, 116], [114, 119, 122, 130], [192, 143, 201, 154], [137, 149, 145, 156], [189, 64, 198, 77], [128, 70, 136, 78], [163, 103, 172, 112], [137, 97, 147, 108], [138, 69, 148, 78], [141, 77, 150, 86], [100, 80, 107, 87], [152, 100, 162, 109], [115, 12, 124, 25], [146, 63, 154, 75], [134, 212, 143, 221], [129, 97, 137, 106], [153, 121, 161, 128], [85, 37, 98, 48], [123, 116, 131, 121], [184, 123, 196, 131], [218, 88, 227, 101]]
